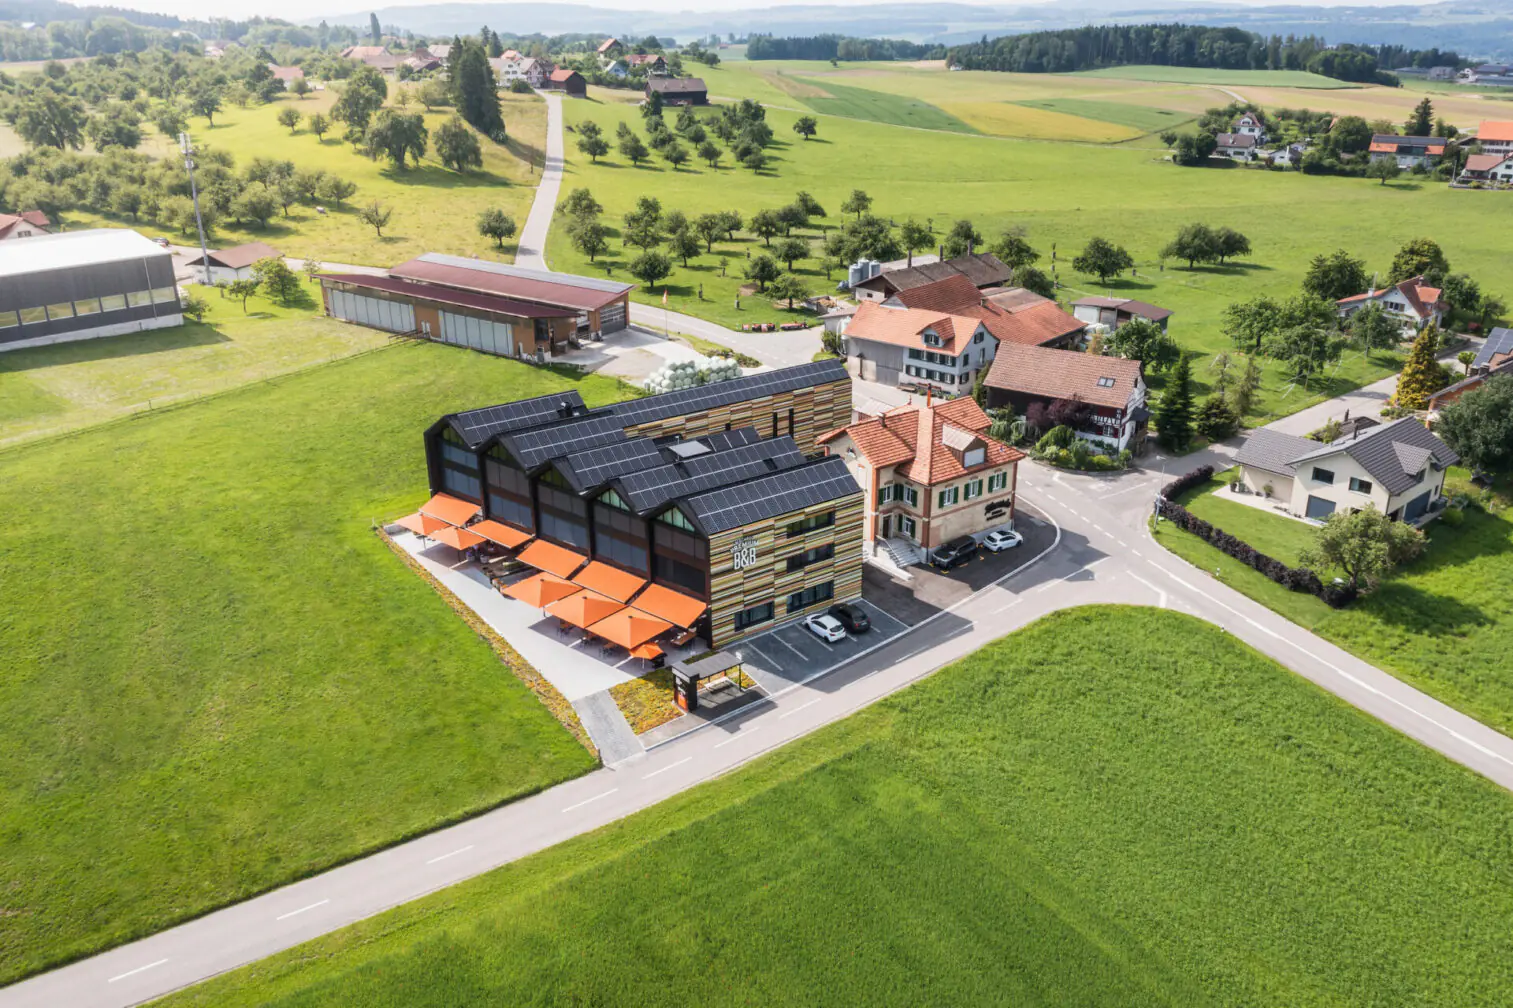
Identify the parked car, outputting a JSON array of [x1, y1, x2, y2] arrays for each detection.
[[982, 529, 1023, 552], [803, 613, 847, 643], [152, 236, 171, 248], [931, 536, 979, 569], [828, 602, 870, 633]]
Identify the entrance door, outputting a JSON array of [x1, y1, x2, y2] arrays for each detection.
[[880, 515, 892, 539], [1305, 495, 1336, 520]]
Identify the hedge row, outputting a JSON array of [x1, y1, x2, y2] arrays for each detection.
[[1158, 466, 1358, 608]]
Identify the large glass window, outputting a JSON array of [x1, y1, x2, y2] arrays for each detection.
[[45, 303, 74, 321], [99, 294, 128, 312], [73, 298, 102, 316], [19, 306, 47, 324], [594, 499, 649, 573], [785, 511, 834, 538], [734, 601, 774, 631], [786, 543, 834, 573], [652, 519, 707, 594], [0, 311, 17, 329], [438, 428, 482, 502], [787, 581, 834, 613], [484, 451, 533, 530], [538, 472, 589, 548], [127, 290, 153, 308], [151, 287, 178, 305]]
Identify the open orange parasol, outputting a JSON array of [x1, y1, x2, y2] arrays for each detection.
[[501, 572, 579, 608]]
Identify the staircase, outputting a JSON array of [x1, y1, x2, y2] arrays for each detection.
[[879, 537, 923, 569]]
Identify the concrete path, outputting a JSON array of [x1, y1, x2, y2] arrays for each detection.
[[514, 91, 563, 272], [571, 691, 643, 766]]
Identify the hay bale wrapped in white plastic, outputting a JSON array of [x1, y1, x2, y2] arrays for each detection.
[[642, 354, 742, 392]]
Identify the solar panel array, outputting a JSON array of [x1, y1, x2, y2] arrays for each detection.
[[699, 427, 761, 452], [502, 414, 628, 469], [609, 359, 848, 428], [616, 437, 806, 514], [450, 391, 588, 447], [682, 456, 861, 534], [555, 437, 666, 491]]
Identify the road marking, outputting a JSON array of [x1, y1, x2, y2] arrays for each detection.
[[1091, 523, 1105, 534], [779, 698, 821, 719], [108, 959, 169, 984], [1125, 571, 1167, 607], [643, 756, 693, 779], [275, 899, 329, 921], [992, 598, 1024, 614], [561, 788, 618, 813], [774, 635, 807, 661], [1066, 510, 1083, 520], [425, 845, 474, 865], [1060, 556, 1109, 580], [1244, 617, 1284, 639], [714, 727, 758, 748], [1131, 549, 1145, 559]]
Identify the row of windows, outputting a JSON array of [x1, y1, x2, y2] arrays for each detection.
[[785, 542, 834, 573], [440, 441, 476, 468], [655, 553, 705, 595], [488, 491, 532, 529], [441, 467, 481, 500], [785, 510, 835, 538], [878, 483, 919, 507], [329, 289, 416, 333], [0, 287, 178, 328], [438, 310, 514, 356], [595, 533, 648, 571], [906, 348, 957, 366], [936, 472, 1008, 508], [731, 579, 838, 632], [903, 365, 958, 384], [538, 510, 588, 549]]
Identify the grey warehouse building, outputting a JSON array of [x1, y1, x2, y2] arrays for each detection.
[[0, 229, 183, 352]]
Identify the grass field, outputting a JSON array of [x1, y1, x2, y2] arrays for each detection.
[[1075, 65, 1358, 88], [162, 606, 1513, 1007], [0, 341, 620, 984], [62, 88, 546, 267], [1156, 469, 1513, 736], [790, 77, 978, 132], [548, 79, 1513, 422], [0, 279, 387, 446], [1011, 97, 1193, 135]]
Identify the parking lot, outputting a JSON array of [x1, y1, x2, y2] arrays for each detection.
[[732, 598, 912, 694]]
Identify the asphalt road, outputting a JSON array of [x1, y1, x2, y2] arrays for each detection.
[[12, 457, 1513, 1008]]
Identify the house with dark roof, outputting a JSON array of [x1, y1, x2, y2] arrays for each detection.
[[850, 252, 1012, 302], [419, 360, 861, 646], [1232, 111, 1267, 142], [1368, 134, 1447, 169], [1213, 133, 1258, 160], [183, 241, 282, 284], [816, 396, 1024, 564], [983, 344, 1148, 453], [626, 53, 668, 75], [1232, 418, 1457, 523], [647, 76, 707, 105], [1336, 275, 1447, 332], [1071, 296, 1173, 332]]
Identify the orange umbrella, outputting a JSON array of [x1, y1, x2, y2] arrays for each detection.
[[394, 512, 449, 537], [470, 519, 532, 549], [502, 572, 579, 608], [419, 493, 481, 526], [517, 539, 589, 579], [587, 607, 673, 649], [546, 589, 625, 630], [431, 525, 486, 550], [629, 641, 663, 660]]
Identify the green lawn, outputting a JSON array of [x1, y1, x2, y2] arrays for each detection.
[[1012, 97, 1195, 134], [63, 88, 545, 267], [547, 86, 1513, 423], [1173, 467, 1322, 567], [1156, 469, 1513, 735], [0, 279, 391, 447], [1075, 66, 1358, 88], [164, 606, 1513, 1007], [0, 341, 620, 984], [791, 77, 978, 132]]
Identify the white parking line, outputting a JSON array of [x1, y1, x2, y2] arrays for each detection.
[[774, 635, 808, 661], [275, 899, 329, 921], [425, 845, 474, 865], [108, 959, 168, 984], [779, 698, 821, 719], [643, 756, 693, 779], [561, 788, 618, 813], [714, 727, 758, 748]]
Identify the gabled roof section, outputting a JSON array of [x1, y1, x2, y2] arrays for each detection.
[[1285, 417, 1459, 494], [498, 413, 628, 470], [983, 300, 1087, 347], [679, 456, 860, 535], [390, 255, 633, 311], [1473, 326, 1513, 368], [614, 434, 805, 514], [1215, 133, 1257, 147], [887, 274, 982, 313], [818, 397, 1022, 485], [845, 301, 984, 354], [1476, 119, 1513, 142], [1234, 428, 1315, 476], [1072, 296, 1174, 322], [439, 390, 589, 448], [853, 253, 1012, 294], [552, 437, 666, 492], [648, 77, 706, 94], [1464, 153, 1513, 172], [984, 344, 1142, 410]]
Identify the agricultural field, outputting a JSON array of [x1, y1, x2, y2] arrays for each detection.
[[61, 87, 546, 268], [0, 279, 387, 446], [550, 75, 1513, 422], [0, 340, 619, 984], [1074, 65, 1358, 88], [1156, 469, 1513, 736], [163, 607, 1513, 1007]]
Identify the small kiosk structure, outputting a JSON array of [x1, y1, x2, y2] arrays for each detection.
[[670, 652, 748, 712]]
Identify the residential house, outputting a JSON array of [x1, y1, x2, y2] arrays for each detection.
[[817, 396, 1024, 564], [627, 53, 668, 75], [603, 60, 629, 78], [1233, 419, 1458, 522], [0, 210, 50, 240], [1265, 142, 1306, 168], [647, 76, 707, 105], [1460, 152, 1513, 183], [1427, 66, 1458, 81], [427, 43, 452, 61], [849, 252, 1012, 302], [983, 343, 1148, 453], [1369, 134, 1447, 169], [1336, 276, 1447, 331], [268, 64, 304, 83], [1232, 112, 1267, 141], [183, 241, 282, 284], [1213, 133, 1258, 160], [1071, 296, 1173, 332], [597, 37, 623, 59], [841, 301, 995, 392], [404, 56, 441, 73], [887, 273, 1085, 350], [521, 58, 554, 88], [1428, 356, 1513, 416], [340, 45, 400, 73], [547, 68, 587, 97], [1474, 120, 1513, 156]]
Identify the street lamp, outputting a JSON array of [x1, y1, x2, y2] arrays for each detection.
[[178, 132, 212, 287]]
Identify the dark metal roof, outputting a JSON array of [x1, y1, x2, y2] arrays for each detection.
[[1233, 428, 1315, 476], [552, 437, 666, 492], [679, 455, 860, 535], [1473, 327, 1513, 369], [614, 435, 805, 514], [499, 413, 628, 469], [608, 358, 848, 428], [446, 391, 589, 448], [648, 77, 706, 93], [321, 273, 575, 319], [1288, 417, 1459, 494]]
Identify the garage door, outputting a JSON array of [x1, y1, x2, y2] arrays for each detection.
[[598, 301, 627, 332], [328, 290, 415, 333], [1305, 495, 1336, 520], [439, 311, 514, 356], [1403, 491, 1431, 521]]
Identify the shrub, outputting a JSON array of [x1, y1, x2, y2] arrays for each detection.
[[1161, 465, 1214, 500], [1440, 506, 1465, 527], [1036, 425, 1075, 452]]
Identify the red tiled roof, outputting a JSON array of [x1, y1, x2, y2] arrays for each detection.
[[627, 54, 664, 65], [984, 344, 1142, 410], [886, 275, 1082, 348], [846, 301, 983, 354], [0, 210, 48, 236], [596, 37, 620, 53], [389, 257, 631, 312], [979, 300, 1085, 347], [1465, 153, 1513, 171], [818, 397, 1023, 485], [1477, 119, 1513, 142], [1337, 275, 1446, 319], [549, 68, 578, 82], [890, 274, 982, 313]]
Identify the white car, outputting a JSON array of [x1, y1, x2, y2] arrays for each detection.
[[982, 529, 1023, 552], [803, 613, 847, 643]]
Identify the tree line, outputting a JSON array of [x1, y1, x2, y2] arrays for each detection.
[[947, 24, 1458, 85], [745, 34, 940, 62]]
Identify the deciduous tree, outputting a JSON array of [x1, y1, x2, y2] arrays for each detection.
[[792, 115, 818, 140], [277, 107, 301, 133], [773, 236, 809, 271], [569, 219, 609, 261], [435, 116, 483, 171], [226, 278, 260, 312], [744, 253, 780, 291], [941, 218, 983, 258], [840, 188, 871, 219], [1072, 236, 1133, 283], [1162, 222, 1220, 268], [1437, 374, 1513, 473], [308, 112, 330, 141], [252, 256, 302, 304], [476, 208, 516, 248], [992, 231, 1039, 270], [627, 249, 672, 288], [1347, 303, 1401, 360], [769, 272, 809, 308], [364, 110, 428, 169], [1366, 158, 1401, 185], [748, 208, 783, 246], [899, 219, 933, 266], [1388, 237, 1449, 284], [358, 199, 393, 236], [666, 226, 701, 266], [1302, 249, 1368, 302], [1106, 317, 1178, 372], [1300, 507, 1425, 592]]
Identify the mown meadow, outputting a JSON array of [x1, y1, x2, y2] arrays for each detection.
[[163, 607, 1513, 1007]]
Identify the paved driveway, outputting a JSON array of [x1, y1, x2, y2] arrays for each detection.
[[733, 598, 910, 693]]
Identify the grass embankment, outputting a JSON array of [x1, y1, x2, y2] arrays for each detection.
[[0, 341, 628, 983], [0, 278, 386, 446], [549, 75, 1513, 422], [63, 87, 545, 266], [165, 606, 1513, 1007], [1155, 468, 1513, 735]]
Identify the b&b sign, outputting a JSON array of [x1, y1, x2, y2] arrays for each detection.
[[732, 537, 759, 570]]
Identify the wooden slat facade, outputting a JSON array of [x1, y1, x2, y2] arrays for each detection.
[[705, 492, 864, 648], [623, 377, 852, 450]]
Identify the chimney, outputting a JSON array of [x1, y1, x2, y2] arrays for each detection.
[[938, 244, 944, 261]]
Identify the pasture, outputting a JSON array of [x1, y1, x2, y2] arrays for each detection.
[[163, 607, 1513, 1008], [0, 340, 614, 983]]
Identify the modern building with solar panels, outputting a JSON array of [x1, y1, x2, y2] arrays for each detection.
[[421, 360, 863, 646], [318, 255, 633, 360], [0, 228, 183, 351]]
